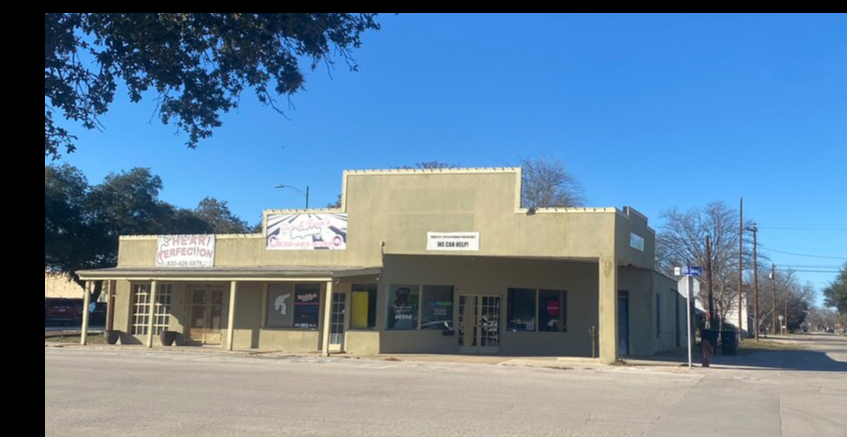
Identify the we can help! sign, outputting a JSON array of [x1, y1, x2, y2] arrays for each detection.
[[156, 235, 215, 268]]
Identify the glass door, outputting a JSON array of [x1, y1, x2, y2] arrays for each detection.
[[187, 288, 227, 345], [329, 292, 346, 352], [458, 295, 501, 354]]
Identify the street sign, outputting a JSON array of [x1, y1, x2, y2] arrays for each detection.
[[674, 266, 703, 277]]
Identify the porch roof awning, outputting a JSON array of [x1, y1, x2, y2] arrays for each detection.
[[76, 266, 382, 281]]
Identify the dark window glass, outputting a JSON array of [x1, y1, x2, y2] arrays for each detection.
[[387, 285, 419, 330], [266, 284, 294, 328], [507, 288, 536, 332], [539, 290, 567, 332], [421, 286, 454, 330], [293, 284, 321, 329]]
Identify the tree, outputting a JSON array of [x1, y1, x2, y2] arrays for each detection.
[[45, 164, 254, 300], [520, 156, 585, 209], [823, 263, 847, 314], [656, 201, 761, 330], [45, 13, 381, 158], [194, 197, 250, 233]]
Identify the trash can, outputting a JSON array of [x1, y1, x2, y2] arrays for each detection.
[[720, 330, 738, 355], [701, 329, 718, 354]]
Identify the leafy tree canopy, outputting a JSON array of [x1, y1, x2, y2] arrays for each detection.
[[45, 164, 255, 297], [45, 13, 381, 158], [823, 263, 847, 314]]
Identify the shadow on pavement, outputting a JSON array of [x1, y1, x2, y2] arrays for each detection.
[[633, 334, 847, 373]]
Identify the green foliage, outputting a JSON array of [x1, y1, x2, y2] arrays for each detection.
[[45, 164, 255, 291], [823, 263, 847, 314], [194, 197, 249, 234], [45, 13, 381, 158]]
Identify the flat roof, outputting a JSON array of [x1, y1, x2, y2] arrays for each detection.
[[76, 266, 381, 281]]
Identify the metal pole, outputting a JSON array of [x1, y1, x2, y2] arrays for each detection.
[[706, 235, 714, 329], [305, 186, 310, 209], [752, 226, 759, 341], [738, 198, 744, 341], [772, 264, 777, 335], [687, 275, 693, 369]]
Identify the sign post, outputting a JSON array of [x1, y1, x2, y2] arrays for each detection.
[[676, 266, 702, 369]]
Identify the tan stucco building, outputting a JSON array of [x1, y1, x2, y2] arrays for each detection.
[[79, 168, 683, 363]]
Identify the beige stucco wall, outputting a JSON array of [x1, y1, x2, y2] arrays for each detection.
[[116, 169, 653, 273], [45, 273, 84, 299], [97, 168, 671, 359], [377, 255, 599, 356]]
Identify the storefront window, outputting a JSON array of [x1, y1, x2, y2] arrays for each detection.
[[266, 284, 294, 328], [386, 285, 419, 330], [421, 286, 454, 330], [538, 290, 567, 332], [293, 284, 321, 329], [507, 288, 536, 332], [351, 284, 377, 329]]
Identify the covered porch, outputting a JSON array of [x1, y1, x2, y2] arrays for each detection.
[[76, 266, 381, 355]]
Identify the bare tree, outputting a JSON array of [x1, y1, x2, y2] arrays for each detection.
[[656, 201, 762, 329], [394, 161, 459, 170], [520, 156, 585, 208]]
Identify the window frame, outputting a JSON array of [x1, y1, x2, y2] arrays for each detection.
[[507, 288, 568, 333]]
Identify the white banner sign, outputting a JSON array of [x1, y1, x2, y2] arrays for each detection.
[[156, 235, 215, 268], [266, 213, 347, 250], [426, 232, 480, 251]]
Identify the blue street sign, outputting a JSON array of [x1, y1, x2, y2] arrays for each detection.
[[683, 266, 702, 276], [675, 266, 703, 276]]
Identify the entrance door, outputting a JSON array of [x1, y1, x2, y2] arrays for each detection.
[[329, 292, 346, 352], [187, 288, 227, 345], [458, 295, 501, 354], [618, 291, 629, 356]]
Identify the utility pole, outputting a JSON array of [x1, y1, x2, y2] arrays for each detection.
[[738, 197, 744, 341], [706, 235, 714, 329], [751, 225, 759, 341], [771, 264, 777, 335]]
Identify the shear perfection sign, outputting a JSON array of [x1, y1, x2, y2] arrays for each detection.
[[266, 213, 348, 250], [156, 235, 216, 267]]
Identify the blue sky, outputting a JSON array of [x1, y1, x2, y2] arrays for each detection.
[[51, 14, 846, 297]]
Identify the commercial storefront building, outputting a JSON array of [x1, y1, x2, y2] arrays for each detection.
[[78, 168, 681, 364]]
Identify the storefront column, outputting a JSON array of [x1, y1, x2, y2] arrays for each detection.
[[146, 280, 158, 348], [80, 281, 92, 345], [226, 281, 237, 351], [598, 256, 619, 364], [321, 280, 334, 356]]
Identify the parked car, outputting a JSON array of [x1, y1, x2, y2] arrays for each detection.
[[45, 298, 83, 325], [90, 302, 108, 325]]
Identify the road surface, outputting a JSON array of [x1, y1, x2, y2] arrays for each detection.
[[45, 334, 847, 436]]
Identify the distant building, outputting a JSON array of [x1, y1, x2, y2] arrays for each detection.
[[79, 168, 683, 363], [45, 272, 84, 299]]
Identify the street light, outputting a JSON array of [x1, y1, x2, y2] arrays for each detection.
[[275, 184, 309, 209]]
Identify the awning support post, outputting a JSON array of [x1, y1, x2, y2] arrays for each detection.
[[80, 281, 92, 345]]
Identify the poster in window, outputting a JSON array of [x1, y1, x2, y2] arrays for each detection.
[[294, 286, 321, 329], [387, 286, 418, 330], [266, 285, 294, 328]]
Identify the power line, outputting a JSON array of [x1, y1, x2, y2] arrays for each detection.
[[759, 246, 847, 261]]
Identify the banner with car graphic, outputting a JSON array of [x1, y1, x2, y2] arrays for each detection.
[[266, 213, 347, 250]]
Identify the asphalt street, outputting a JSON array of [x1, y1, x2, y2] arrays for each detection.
[[45, 334, 847, 437]]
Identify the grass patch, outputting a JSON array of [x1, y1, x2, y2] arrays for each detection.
[[738, 339, 803, 354]]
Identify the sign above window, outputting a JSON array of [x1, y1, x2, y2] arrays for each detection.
[[266, 213, 347, 250], [426, 232, 480, 251], [156, 235, 215, 268]]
